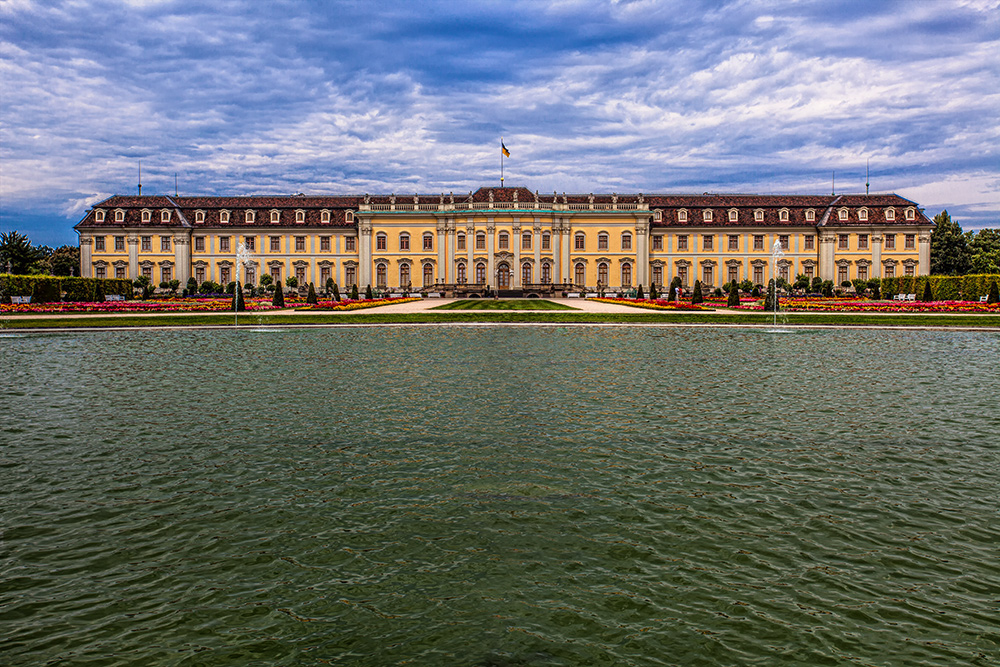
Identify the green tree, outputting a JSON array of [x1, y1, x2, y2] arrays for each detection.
[[922, 280, 934, 302], [635, 283, 644, 299], [333, 282, 341, 301], [930, 210, 971, 275], [727, 281, 740, 307], [0, 231, 47, 274], [285, 276, 298, 289], [968, 228, 1000, 274], [325, 277, 335, 294], [232, 282, 246, 311], [649, 282, 658, 300], [365, 284, 373, 299], [810, 276, 823, 293], [272, 281, 285, 307], [691, 279, 704, 304], [259, 273, 273, 288], [48, 245, 80, 276], [350, 284, 359, 300], [987, 280, 999, 305], [306, 281, 318, 304], [186, 276, 198, 294], [763, 279, 779, 312]]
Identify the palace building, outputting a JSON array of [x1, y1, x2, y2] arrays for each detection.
[[75, 186, 932, 294]]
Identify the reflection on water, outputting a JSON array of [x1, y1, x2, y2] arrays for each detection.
[[2, 327, 999, 666]]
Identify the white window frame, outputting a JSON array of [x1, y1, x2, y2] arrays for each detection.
[[678, 209, 688, 223], [703, 209, 713, 222], [728, 209, 738, 222], [95, 210, 105, 222], [754, 209, 764, 222]]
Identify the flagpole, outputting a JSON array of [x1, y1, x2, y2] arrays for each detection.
[[501, 136, 504, 188]]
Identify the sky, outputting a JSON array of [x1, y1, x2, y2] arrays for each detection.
[[1, 0, 998, 247]]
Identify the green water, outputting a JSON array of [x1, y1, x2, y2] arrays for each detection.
[[2, 327, 998, 666]]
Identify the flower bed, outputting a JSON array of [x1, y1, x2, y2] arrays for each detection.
[[589, 297, 709, 311], [297, 297, 421, 311], [727, 298, 1000, 313], [2, 297, 287, 314]]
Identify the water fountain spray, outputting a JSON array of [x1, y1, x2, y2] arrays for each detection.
[[771, 239, 784, 327], [234, 242, 253, 327]]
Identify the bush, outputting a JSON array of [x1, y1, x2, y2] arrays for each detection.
[[822, 280, 834, 297], [739, 279, 754, 293], [811, 277, 823, 293], [186, 276, 198, 294], [259, 274, 273, 288], [649, 283, 658, 300], [325, 277, 335, 294], [365, 284, 373, 300], [727, 282, 740, 307], [232, 282, 246, 311], [306, 282, 318, 304], [922, 281, 934, 302], [988, 280, 999, 304], [751, 285, 761, 298], [333, 282, 341, 301], [285, 276, 298, 289], [225, 281, 237, 295], [350, 284, 359, 300], [691, 280, 704, 304], [272, 282, 285, 307], [30, 277, 61, 303], [635, 283, 644, 299]]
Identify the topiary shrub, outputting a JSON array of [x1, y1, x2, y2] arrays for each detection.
[[763, 278, 779, 312], [365, 284, 373, 300], [186, 276, 198, 295], [822, 280, 834, 297], [727, 281, 740, 307], [272, 282, 285, 308], [325, 277, 335, 295], [691, 280, 704, 304], [232, 282, 246, 311], [635, 284, 644, 299], [306, 282, 318, 304], [752, 285, 761, 298], [333, 282, 341, 301], [987, 280, 999, 304], [350, 284, 359, 300], [922, 281, 934, 302]]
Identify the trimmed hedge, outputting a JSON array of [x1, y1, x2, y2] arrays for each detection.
[[1, 274, 132, 303], [880, 274, 1000, 300]]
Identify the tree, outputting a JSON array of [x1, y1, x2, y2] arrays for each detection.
[[272, 281, 285, 307], [727, 281, 740, 307], [350, 284, 359, 300], [968, 228, 1000, 274], [48, 246, 80, 276], [987, 280, 999, 305], [259, 273, 273, 288], [811, 276, 823, 293], [649, 282, 658, 300], [168, 279, 180, 294], [306, 281, 318, 304], [822, 280, 834, 297], [325, 277, 335, 294], [691, 279, 704, 304], [793, 274, 811, 292], [333, 282, 341, 301], [922, 280, 934, 302], [0, 231, 47, 274], [186, 276, 198, 294], [635, 283, 644, 299], [285, 276, 298, 289], [930, 210, 971, 275], [232, 282, 246, 311], [763, 279, 779, 312], [365, 284, 373, 299]]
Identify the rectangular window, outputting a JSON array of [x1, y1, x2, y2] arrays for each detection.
[[320, 266, 330, 285], [161, 236, 171, 252], [703, 235, 713, 251], [400, 235, 410, 251], [727, 235, 738, 251], [220, 266, 231, 284], [885, 264, 895, 278], [142, 266, 152, 281], [702, 266, 713, 285], [476, 235, 486, 250], [115, 236, 125, 251], [728, 265, 738, 283], [805, 265, 814, 279], [270, 236, 280, 252], [457, 234, 466, 251], [905, 234, 915, 249], [244, 236, 255, 251], [804, 236, 814, 251], [345, 237, 356, 252], [753, 265, 763, 284], [885, 234, 895, 250], [95, 236, 105, 251], [115, 266, 125, 280], [598, 235, 608, 250], [858, 265, 868, 281], [621, 235, 632, 251], [652, 235, 663, 251], [677, 235, 688, 251], [838, 266, 848, 284], [346, 266, 356, 286], [779, 235, 789, 251], [838, 234, 849, 250], [753, 235, 764, 251], [498, 234, 508, 250], [320, 236, 330, 252], [522, 234, 531, 250], [905, 264, 915, 276], [195, 267, 205, 283], [858, 234, 869, 250], [574, 235, 585, 250], [296, 267, 306, 283], [140, 236, 151, 251], [220, 236, 231, 252], [194, 237, 205, 252], [161, 266, 172, 283], [541, 234, 551, 250], [295, 236, 305, 252], [423, 235, 433, 251], [96, 266, 106, 279], [678, 266, 688, 286]]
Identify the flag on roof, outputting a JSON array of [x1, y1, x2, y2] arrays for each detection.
[[501, 140, 510, 157]]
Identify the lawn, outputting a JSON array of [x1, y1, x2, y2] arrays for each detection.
[[431, 299, 578, 310]]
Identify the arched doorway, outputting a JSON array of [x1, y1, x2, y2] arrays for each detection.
[[497, 262, 511, 289]]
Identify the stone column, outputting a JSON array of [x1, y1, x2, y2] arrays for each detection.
[[445, 224, 455, 285], [127, 235, 139, 280], [512, 221, 522, 289], [466, 219, 475, 279], [79, 236, 93, 277], [636, 217, 650, 288], [174, 235, 191, 283], [533, 219, 542, 280], [561, 219, 572, 284], [819, 233, 836, 281], [486, 218, 496, 289], [871, 234, 883, 278], [359, 218, 373, 288], [437, 220, 447, 284], [918, 231, 931, 275]]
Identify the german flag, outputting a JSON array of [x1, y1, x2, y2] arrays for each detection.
[[501, 140, 510, 157]]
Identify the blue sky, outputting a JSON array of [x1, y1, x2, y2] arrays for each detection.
[[2, 0, 998, 246]]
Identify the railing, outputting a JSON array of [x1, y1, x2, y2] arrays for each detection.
[[358, 202, 649, 213]]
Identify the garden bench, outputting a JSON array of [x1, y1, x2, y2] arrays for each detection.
[[11, 296, 31, 304], [105, 294, 125, 302], [980, 296, 988, 303], [907, 294, 916, 301], [566, 292, 581, 298], [586, 292, 599, 298]]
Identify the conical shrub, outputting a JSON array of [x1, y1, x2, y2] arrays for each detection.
[[727, 282, 739, 307], [691, 280, 704, 304], [306, 282, 318, 304], [987, 280, 999, 304], [272, 282, 285, 308]]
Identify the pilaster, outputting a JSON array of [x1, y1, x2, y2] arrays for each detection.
[[127, 235, 139, 280]]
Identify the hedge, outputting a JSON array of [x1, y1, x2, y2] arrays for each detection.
[[880, 274, 1000, 301], [1, 274, 133, 304]]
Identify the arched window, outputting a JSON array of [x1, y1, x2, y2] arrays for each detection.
[[621, 232, 632, 251], [195, 210, 204, 223], [541, 263, 551, 283], [522, 232, 532, 249], [779, 209, 789, 222], [423, 263, 433, 286], [161, 210, 170, 222], [271, 210, 280, 223], [95, 210, 105, 222], [376, 233, 387, 251], [652, 265, 663, 287], [376, 264, 387, 288], [321, 210, 330, 223], [457, 263, 467, 284], [678, 209, 688, 222], [728, 209, 738, 222], [220, 210, 229, 223], [598, 233, 609, 250], [574, 262, 585, 286], [574, 233, 585, 250], [141, 209, 151, 222], [475, 262, 486, 284], [621, 263, 632, 286], [400, 263, 410, 287], [498, 232, 509, 249], [703, 209, 713, 222], [522, 262, 532, 284], [246, 210, 255, 223], [598, 262, 609, 285], [115, 209, 124, 222], [399, 233, 410, 251], [295, 210, 305, 223]]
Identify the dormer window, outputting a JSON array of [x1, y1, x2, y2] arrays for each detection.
[[270, 210, 280, 223], [246, 210, 255, 223], [779, 208, 789, 222], [805, 209, 815, 222], [885, 208, 896, 221], [220, 210, 230, 223], [905, 208, 915, 220], [115, 209, 125, 222], [703, 209, 713, 222], [141, 209, 151, 222], [345, 210, 354, 223], [838, 208, 849, 221], [728, 209, 738, 222], [321, 209, 330, 223], [161, 210, 170, 222], [754, 209, 764, 222], [678, 209, 688, 222], [295, 210, 305, 223], [95, 210, 105, 222], [195, 210, 205, 223], [859, 208, 868, 221], [653, 209, 662, 222]]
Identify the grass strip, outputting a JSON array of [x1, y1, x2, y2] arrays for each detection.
[[431, 299, 578, 311], [5, 312, 1000, 329]]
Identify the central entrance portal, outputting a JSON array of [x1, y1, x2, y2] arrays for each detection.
[[497, 262, 511, 289]]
